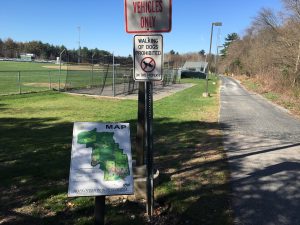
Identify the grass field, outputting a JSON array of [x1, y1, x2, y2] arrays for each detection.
[[0, 77, 232, 225], [0, 61, 111, 95], [0, 62, 132, 95], [0, 61, 67, 95], [0, 61, 177, 97], [0, 61, 52, 71]]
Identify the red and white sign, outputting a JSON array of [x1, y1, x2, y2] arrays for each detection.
[[134, 35, 163, 81], [125, 0, 172, 33]]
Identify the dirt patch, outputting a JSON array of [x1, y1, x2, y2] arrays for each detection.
[[43, 65, 105, 71], [66, 83, 195, 101], [43, 65, 68, 70], [23, 82, 59, 88]]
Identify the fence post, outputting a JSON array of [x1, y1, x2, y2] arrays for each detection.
[[112, 53, 115, 97], [49, 71, 52, 90], [59, 65, 61, 91], [91, 64, 94, 87], [18, 71, 21, 94]]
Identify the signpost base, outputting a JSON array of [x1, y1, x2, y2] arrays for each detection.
[[95, 196, 105, 225], [202, 92, 210, 97]]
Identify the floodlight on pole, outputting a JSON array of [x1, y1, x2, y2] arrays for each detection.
[[203, 22, 222, 97]]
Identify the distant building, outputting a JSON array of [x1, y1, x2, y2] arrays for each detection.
[[182, 61, 207, 73], [20, 53, 35, 61]]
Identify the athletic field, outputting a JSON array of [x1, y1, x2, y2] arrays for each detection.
[[0, 61, 180, 96], [0, 61, 67, 95]]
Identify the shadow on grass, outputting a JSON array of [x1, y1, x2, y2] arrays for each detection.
[[0, 103, 8, 111], [0, 117, 232, 225], [0, 118, 72, 206]]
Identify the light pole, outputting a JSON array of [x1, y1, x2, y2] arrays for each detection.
[[77, 26, 81, 64], [59, 49, 66, 91], [203, 22, 222, 97], [215, 45, 223, 75]]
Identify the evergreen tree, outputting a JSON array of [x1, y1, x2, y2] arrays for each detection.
[[221, 33, 239, 57]]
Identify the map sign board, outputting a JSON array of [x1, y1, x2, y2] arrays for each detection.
[[134, 34, 163, 81], [68, 122, 134, 197], [125, 0, 172, 33]]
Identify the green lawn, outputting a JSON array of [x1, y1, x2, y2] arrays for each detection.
[[0, 61, 131, 95], [0, 61, 67, 95], [0, 78, 232, 225], [0, 61, 51, 71]]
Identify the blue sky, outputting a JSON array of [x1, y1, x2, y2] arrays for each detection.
[[0, 0, 283, 56]]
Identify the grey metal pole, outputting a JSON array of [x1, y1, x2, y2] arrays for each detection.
[[91, 52, 96, 86], [49, 71, 51, 90], [59, 49, 66, 92], [145, 81, 154, 219], [216, 46, 223, 76], [78, 26, 81, 64], [204, 22, 222, 96], [112, 53, 115, 97], [205, 23, 214, 95], [136, 82, 146, 166], [18, 71, 21, 94], [59, 61, 61, 91]]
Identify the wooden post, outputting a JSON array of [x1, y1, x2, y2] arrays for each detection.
[[95, 196, 105, 225]]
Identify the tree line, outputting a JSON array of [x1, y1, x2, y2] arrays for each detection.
[[164, 49, 208, 69], [0, 38, 133, 65], [220, 0, 300, 92]]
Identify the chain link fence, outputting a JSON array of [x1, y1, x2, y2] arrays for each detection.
[[0, 59, 181, 96], [64, 58, 181, 97], [0, 70, 67, 95], [64, 62, 137, 96]]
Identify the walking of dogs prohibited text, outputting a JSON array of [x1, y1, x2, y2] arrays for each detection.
[[134, 35, 163, 81]]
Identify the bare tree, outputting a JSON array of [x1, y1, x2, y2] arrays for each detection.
[[282, 0, 300, 20]]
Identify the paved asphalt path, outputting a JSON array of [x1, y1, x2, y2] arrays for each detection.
[[219, 76, 300, 225]]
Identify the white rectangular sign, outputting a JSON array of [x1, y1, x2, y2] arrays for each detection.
[[134, 35, 163, 81], [125, 0, 172, 33], [68, 122, 134, 197]]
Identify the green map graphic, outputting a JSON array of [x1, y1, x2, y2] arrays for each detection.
[[77, 128, 130, 181]]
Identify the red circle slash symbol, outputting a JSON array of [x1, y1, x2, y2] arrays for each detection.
[[141, 57, 156, 73]]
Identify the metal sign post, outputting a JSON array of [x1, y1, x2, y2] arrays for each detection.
[[145, 81, 154, 217], [136, 82, 146, 166], [132, 31, 164, 221], [126, 0, 172, 220], [133, 34, 163, 218]]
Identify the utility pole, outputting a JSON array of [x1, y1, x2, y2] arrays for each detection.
[[78, 26, 81, 64]]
